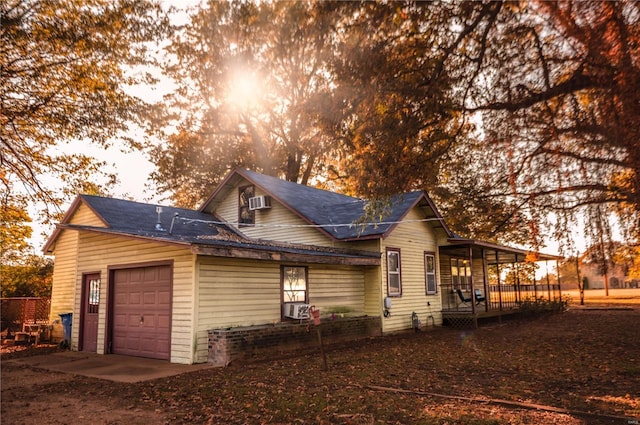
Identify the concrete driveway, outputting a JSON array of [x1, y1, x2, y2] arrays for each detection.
[[4, 351, 212, 383]]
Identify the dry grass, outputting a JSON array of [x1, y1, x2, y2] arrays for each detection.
[[564, 288, 640, 306], [2, 308, 640, 424]]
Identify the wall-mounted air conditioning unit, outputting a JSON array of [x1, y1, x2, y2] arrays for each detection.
[[283, 303, 310, 319], [248, 195, 271, 211]]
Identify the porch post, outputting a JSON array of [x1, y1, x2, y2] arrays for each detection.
[[556, 259, 562, 301], [469, 246, 477, 327], [515, 255, 521, 304], [495, 251, 503, 311], [546, 260, 552, 301], [534, 261, 538, 299], [481, 248, 489, 312]]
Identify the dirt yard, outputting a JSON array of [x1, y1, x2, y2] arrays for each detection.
[[2, 307, 639, 424]]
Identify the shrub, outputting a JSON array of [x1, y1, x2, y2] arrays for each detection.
[[519, 295, 569, 317]]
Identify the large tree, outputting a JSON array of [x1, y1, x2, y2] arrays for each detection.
[[447, 1, 640, 245], [0, 254, 53, 297], [151, 1, 639, 248], [150, 1, 338, 207], [1, 0, 170, 223], [325, 2, 462, 198], [1, 0, 171, 273], [324, 1, 536, 244]]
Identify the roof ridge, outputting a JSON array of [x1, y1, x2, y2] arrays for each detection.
[[240, 169, 360, 204]]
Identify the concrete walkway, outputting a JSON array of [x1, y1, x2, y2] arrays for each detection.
[[4, 351, 212, 383]]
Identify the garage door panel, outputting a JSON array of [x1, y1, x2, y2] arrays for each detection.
[[157, 314, 171, 328], [127, 314, 141, 327], [129, 292, 142, 304], [143, 291, 157, 304], [112, 265, 172, 360], [158, 291, 171, 304], [157, 266, 171, 280]]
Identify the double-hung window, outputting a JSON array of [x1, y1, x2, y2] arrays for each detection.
[[281, 266, 308, 304], [386, 248, 402, 296], [425, 252, 437, 295]]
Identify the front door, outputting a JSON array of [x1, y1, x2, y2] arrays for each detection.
[[81, 274, 100, 352]]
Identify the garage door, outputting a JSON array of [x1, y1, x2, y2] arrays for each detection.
[[112, 265, 171, 360]]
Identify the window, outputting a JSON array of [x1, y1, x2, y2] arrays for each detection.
[[238, 185, 255, 225], [425, 252, 437, 294], [88, 278, 100, 314], [386, 248, 402, 296], [282, 266, 308, 303], [451, 258, 471, 290]]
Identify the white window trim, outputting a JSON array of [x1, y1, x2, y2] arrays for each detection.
[[386, 248, 402, 296], [425, 252, 437, 295]]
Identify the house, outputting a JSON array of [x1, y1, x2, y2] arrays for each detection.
[[44, 168, 561, 365]]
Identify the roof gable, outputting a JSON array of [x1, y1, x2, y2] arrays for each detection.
[[43, 194, 245, 254], [199, 168, 452, 241], [68, 201, 108, 227]]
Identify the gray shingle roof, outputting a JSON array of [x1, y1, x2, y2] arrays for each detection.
[[59, 195, 379, 262], [238, 169, 429, 240], [79, 194, 234, 242]]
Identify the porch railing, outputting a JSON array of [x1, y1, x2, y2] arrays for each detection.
[[441, 283, 561, 313]]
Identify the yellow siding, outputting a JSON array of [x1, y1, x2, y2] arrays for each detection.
[[49, 230, 79, 341], [379, 208, 443, 333], [69, 202, 106, 227], [196, 258, 281, 362], [51, 230, 196, 364], [363, 240, 382, 316], [308, 265, 365, 314], [363, 266, 382, 316], [195, 257, 370, 363], [472, 255, 486, 291]]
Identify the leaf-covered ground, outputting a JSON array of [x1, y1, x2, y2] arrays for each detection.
[[2, 308, 639, 424]]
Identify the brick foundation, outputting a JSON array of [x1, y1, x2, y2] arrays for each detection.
[[208, 315, 381, 366]]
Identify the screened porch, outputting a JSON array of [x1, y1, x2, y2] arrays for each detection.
[[438, 239, 562, 325]]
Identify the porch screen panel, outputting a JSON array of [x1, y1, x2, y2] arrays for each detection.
[[451, 258, 471, 290]]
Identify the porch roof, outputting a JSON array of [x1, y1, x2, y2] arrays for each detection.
[[440, 238, 562, 264]]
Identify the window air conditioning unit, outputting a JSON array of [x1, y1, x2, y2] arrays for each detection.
[[283, 303, 311, 319], [248, 195, 271, 211]]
